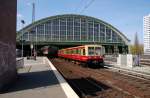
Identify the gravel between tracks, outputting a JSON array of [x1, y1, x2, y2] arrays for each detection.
[[51, 58, 150, 98]]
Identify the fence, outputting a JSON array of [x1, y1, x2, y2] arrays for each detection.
[[16, 58, 24, 68]]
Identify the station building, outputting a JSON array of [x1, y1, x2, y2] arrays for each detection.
[[17, 14, 130, 54]]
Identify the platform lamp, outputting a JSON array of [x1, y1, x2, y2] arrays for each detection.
[[21, 20, 25, 57]]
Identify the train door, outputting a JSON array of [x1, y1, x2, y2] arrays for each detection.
[[81, 48, 86, 56], [95, 46, 105, 56], [102, 46, 105, 55], [95, 47, 101, 56]]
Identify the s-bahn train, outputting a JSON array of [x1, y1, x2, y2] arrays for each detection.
[[41, 46, 58, 58], [58, 45, 105, 67]]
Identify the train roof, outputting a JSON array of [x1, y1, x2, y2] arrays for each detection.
[[59, 44, 103, 51]]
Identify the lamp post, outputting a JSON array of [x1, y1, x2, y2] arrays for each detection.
[[30, 30, 35, 57], [21, 20, 25, 57]]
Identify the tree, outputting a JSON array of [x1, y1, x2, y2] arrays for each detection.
[[134, 32, 139, 54], [129, 44, 143, 55], [129, 32, 143, 55]]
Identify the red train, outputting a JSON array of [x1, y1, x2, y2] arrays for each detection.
[[41, 46, 58, 58], [58, 45, 105, 67]]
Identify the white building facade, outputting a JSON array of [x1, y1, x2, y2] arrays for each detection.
[[144, 14, 150, 54]]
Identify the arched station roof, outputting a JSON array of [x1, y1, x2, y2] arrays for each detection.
[[17, 14, 130, 45]]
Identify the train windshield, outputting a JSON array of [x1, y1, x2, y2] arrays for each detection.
[[88, 47, 95, 56], [95, 47, 101, 55], [88, 47, 102, 56]]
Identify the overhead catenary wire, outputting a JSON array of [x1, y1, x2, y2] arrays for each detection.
[[74, 0, 84, 13], [80, 0, 95, 13]]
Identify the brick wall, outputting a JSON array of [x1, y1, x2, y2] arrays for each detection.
[[0, 0, 17, 91]]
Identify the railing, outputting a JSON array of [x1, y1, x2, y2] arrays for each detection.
[[104, 55, 118, 65], [16, 58, 24, 68], [104, 54, 150, 66], [140, 59, 150, 66], [140, 55, 150, 66]]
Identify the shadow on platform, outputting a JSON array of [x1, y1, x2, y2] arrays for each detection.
[[67, 77, 110, 97], [2, 70, 61, 93]]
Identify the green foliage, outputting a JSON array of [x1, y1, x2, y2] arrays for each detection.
[[129, 32, 143, 55], [130, 44, 143, 55]]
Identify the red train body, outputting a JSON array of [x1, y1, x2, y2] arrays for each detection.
[[41, 46, 58, 58], [58, 45, 105, 67]]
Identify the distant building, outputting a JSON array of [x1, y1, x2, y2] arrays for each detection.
[[143, 14, 150, 55]]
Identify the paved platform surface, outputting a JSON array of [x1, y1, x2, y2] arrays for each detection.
[[105, 61, 150, 75], [0, 57, 75, 98], [114, 65, 150, 75]]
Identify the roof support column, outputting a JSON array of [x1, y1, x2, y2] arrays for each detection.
[[99, 23, 100, 42], [66, 18, 67, 41], [111, 29, 112, 42], [44, 24, 46, 41], [59, 18, 60, 41], [93, 21, 94, 42], [73, 17, 74, 41], [104, 26, 106, 42], [28, 32, 29, 41], [86, 20, 89, 41], [51, 21, 53, 41], [80, 18, 81, 41]]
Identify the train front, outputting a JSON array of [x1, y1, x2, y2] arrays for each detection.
[[86, 45, 105, 67]]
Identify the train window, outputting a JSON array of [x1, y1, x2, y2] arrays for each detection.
[[67, 50, 69, 54], [79, 49, 81, 54], [69, 50, 71, 54], [83, 49, 85, 55], [75, 49, 77, 54], [88, 47, 94, 56], [73, 50, 76, 54], [68, 50, 70, 54], [71, 50, 73, 54], [95, 47, 101, 55], [70, 50, 72, 54], [76, 49, 78, 54], [66, 50, 68, 54], [65, 50, 67, 54]]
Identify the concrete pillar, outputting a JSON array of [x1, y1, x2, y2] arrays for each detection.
[[0, 0, 17, 91], [117, 54, 127, 66], [127, 54, 134, 68]]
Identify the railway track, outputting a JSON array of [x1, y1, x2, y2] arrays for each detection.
[[104, 57, 150, 81], [82, 68, 150, 98], [51, 58, 150, 98], [51, 59, 108, 98]]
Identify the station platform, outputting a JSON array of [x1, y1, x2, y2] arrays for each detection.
[[0, 57, 79, 98], [105, 61, 150, 75]]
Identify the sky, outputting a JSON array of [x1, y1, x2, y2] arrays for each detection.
[[17, 0, 150, 44]]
